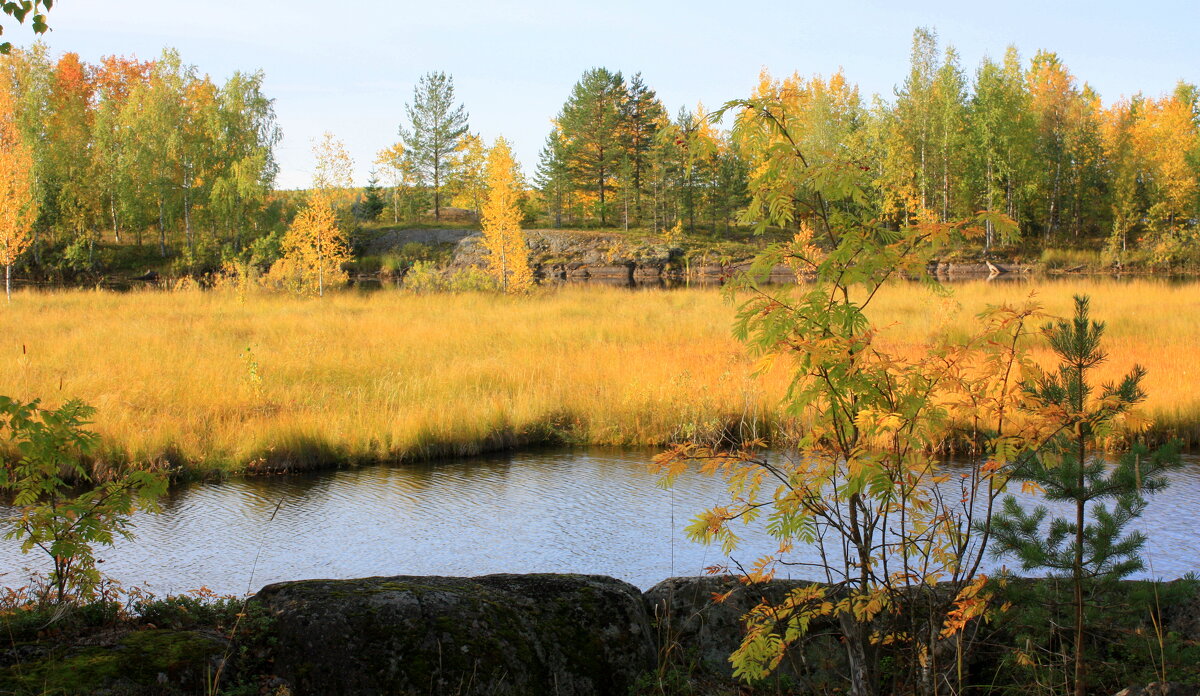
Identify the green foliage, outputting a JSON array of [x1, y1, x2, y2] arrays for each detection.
[[356, 170, 386, 222], [556, 67, 628, 226], [990, 295, 1182, 696], [656, 90, 1048, 696], [0, 0, 50, 54], [399, 71, 470, 220], [401, 260, 500, 293], [984, 577, 1200, 694], [0, 396, 165, 603]]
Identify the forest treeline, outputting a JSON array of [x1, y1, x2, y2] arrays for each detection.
[[0, 45, 280, 276], [528, 28, 1200, 265], [2, 28, 1199, 281]]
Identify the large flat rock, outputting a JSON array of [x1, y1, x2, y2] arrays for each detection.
[[253, 573, 655, 696]]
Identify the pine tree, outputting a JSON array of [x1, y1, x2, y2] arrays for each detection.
[[557, 68, 626, 226], [480, 137, 532, 293], [621, 72, 665, 224], [399, 71, 469, 222], [990, 295, 1181, 696]]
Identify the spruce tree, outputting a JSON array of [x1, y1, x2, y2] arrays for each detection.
[[356, 170, 385, 222], [398, 71, 469, 222], [990, 295, 1181, 696], [533, 130, 568, 228]]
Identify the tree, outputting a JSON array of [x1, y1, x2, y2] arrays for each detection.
[[655, 86, 1032, 696], [399, 71, 469, 221], [45, 52, 96, 256], [208, 68, 280, 250], [971, 47, 1033, 250], [1130, 89, 1200, 262], [89, 54, 152, 245], [448, 132, 487, 216], [0, 396, 165, 603], [274, 197, 350, 296], [480, 137, 532, 293], [534, 128, 569, 228], [0, 80, 35, 301], [892, 27, 940, 215], [356, 170, 385, 222], [375, 142, 409, 224], [310, 130, 354, 210], [557, 68, 627, 225], [990, 295, 1181, 696], [621, 72, 666, 224]]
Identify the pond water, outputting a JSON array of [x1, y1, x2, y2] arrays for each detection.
[[2, 448, 1198, 596]]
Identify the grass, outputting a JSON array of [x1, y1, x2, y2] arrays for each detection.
[[0, 278, 1197, 477]]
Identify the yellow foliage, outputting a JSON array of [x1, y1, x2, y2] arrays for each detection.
[[271, 197, 350, 296], [480, 137, 532, 293], [0, 83, 36, 301]]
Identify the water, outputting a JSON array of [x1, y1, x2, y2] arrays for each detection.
[[2, 448, 1198, 596]]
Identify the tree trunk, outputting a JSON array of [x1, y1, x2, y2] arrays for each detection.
[[1047, 157, 1062, 241], [5, 263, 10, 303], [1073, 433, 1086, 696], [434, 158, 441, 221], [839, 612, 875, 696], [158, 197, 167, 258], [110, 192, 120, 244], [985, 157, 994, 252]]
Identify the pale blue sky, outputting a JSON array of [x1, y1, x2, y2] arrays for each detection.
[[23, 0, 1200, 189]]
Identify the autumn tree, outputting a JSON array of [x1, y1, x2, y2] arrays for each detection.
[[1130, 87, 1200, 262], [480, 137, 532, 293], [273, 198, 350, 296], [399, 71, 469, 221], [0, 81, 35, 301], [270, 133, 353, 295], [45, 52, 96, 257], [375, 141, 414, 224], [655, 85, 1035, 696], [971, 47, 1034, 249], [90, 54, 152, 245], [310, 131, 354, 211], [448, 132, 487, 216]]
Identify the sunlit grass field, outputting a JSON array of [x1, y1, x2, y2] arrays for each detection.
[[0, 279, 1196, 476]]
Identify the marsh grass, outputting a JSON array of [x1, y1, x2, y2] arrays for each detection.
[[0, 278, 1196, 476]]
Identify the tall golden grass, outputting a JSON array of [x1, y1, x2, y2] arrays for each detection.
[[0, 278, 1195, 475]]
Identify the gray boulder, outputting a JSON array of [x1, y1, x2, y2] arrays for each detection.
[[644, 576, 845, 689], [253, 573, 655, 696]]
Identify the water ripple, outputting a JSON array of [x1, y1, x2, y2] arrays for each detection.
[[1, 448, 1198, 596]]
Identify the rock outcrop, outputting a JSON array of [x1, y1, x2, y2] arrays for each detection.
[[253, 573, 655, 696], [644, 575, 844, 689]]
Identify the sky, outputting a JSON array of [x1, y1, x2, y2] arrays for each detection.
[[20, 0, 1200, 189]]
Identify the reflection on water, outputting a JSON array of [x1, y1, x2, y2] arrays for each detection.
[[2, 448, 1198, 596]]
